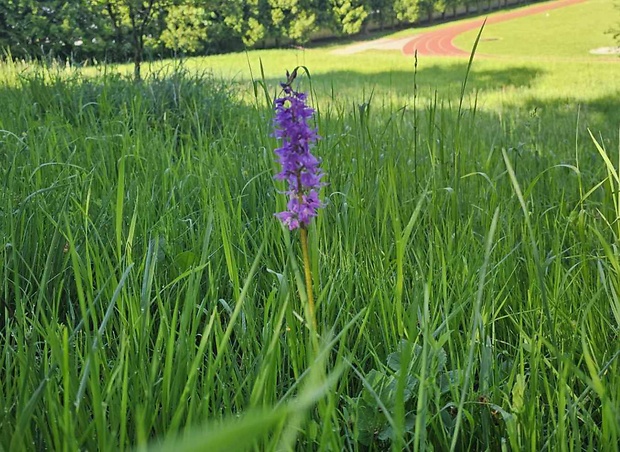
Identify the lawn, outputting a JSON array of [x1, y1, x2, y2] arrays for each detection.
[[453, 0, 619, 58], [1, 1, 620, 450]]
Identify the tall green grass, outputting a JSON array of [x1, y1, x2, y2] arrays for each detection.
[[1, 57, 619, 451]]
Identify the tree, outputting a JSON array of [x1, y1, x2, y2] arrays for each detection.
[[93, 0, 165, 80], [218, 0, 269, 47], [268, 0, 319, 44], [331, 0, 370, 35], [366, 0, 398, 31], [418, 0, 445, 23], [160, 4, 208, 53], [0, 0, 99, 60], [443, 0, 462, 19], [393, 0, 420, 24]]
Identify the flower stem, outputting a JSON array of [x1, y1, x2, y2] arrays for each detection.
[[300, 226, 316, 330]]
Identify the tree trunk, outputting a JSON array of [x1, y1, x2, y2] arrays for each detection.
[[362, 19, 371, 35]]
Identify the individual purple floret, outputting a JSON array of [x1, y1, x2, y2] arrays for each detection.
[[273, 74, 324, 230]]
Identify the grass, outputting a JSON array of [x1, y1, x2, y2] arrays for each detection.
[[1, 3, 620, 450], [453, 0, 619, 58]]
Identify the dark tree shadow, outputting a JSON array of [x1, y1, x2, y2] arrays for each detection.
[[262, 63, 544, 100]]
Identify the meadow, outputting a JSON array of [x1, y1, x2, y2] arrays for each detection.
[[1, 1, 620, 450]]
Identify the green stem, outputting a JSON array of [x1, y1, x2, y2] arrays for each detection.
[[300, 226, 316, 331]]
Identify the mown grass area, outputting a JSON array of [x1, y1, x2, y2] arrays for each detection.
[[453, 0, 618, 58], [1, 3, 620, 450]]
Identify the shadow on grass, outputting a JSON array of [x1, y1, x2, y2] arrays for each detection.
[[521, 95, 620, 134], [262, 62, 544, 98]]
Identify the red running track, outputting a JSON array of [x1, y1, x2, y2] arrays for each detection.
[[402, 0, 587, 56]]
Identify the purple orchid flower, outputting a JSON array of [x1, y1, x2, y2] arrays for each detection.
[[273, 75, 324, 230]]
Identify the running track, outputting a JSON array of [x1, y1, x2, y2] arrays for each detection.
[[402, 0, 587, 56]]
